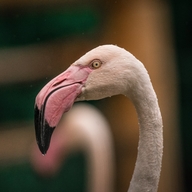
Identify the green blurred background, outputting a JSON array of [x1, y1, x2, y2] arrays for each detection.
[[0, 3, 101, 192]]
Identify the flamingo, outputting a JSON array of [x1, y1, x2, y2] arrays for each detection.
[[31, 103, 114, 192], [34, 45, 163, 192]]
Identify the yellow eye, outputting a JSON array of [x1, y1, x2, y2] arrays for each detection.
[[90, 60, 102, 69]]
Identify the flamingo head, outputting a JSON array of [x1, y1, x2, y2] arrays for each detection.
[[34, 44, 139, 154]]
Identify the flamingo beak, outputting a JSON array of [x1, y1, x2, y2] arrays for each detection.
[[34, 65, 90, 154]]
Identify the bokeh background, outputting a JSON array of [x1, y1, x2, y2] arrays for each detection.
[[0, 0, 190, 191]]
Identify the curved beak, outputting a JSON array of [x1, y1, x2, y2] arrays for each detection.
[[34, 65, 90, 154]]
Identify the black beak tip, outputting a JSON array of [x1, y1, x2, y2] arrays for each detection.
[[38, 143, 48, 155], [37, 137, 51, 155], [34, 105, 55, 155]]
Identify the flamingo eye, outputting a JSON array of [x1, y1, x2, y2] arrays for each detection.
[[90, 60, 102, 69]]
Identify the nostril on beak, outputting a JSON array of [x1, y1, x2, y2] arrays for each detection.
[[52, 79, 66, 87]]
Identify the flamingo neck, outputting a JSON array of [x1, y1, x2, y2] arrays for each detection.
[[127, 81, 163, 192]]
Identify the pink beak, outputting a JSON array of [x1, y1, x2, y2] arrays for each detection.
[[34, 65, 91, 154]]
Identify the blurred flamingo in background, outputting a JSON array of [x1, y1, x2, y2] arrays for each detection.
[[31, 103, 114, 192], [34, 45, 163, 192]]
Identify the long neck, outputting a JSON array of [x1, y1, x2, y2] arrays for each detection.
[[127, 76, 163, 192]]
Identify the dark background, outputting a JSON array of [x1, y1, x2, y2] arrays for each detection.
[[169, 0, 192, 191]]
